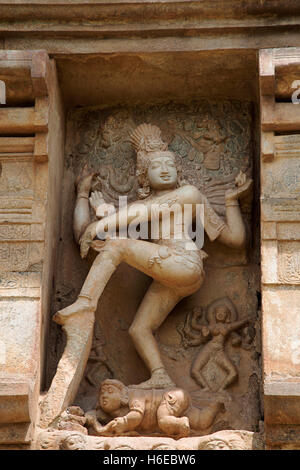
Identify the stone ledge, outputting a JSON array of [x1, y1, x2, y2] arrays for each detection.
[[0, 377, 31, 424], [265, 424, 300, 449], [264, 394, 300, 426], [264, 380, 300, 397], [0, 422, 32, 445], [0, 1, 300, 29]]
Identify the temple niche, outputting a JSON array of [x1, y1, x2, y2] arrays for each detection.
[[2, 2, 300, 452], [44, 101, 262, 444]]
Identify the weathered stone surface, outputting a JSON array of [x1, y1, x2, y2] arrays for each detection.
[[39, 312, 95, 429], [4, 3, 300, 452], [44, 104, 260, 439], [263, 288, 300, 378], [0, 379, 31, 424], [36, 428, 263, 450], [0, 51, 65, 446], [37, 431, 264, 451], [260, 47, 300, 449], [0, 422, 32, 445]]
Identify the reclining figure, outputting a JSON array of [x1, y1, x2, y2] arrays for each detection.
[[85, 379, 222, 438]]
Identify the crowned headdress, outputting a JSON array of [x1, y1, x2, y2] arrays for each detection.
[[129, 123, 177, 199], [129, 123, 168, 154]]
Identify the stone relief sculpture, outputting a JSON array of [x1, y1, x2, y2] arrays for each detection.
[[181, 298, 253, 392], [55, 405, 87, 434], [37, 428, 263, 451], [67, 104, 252, 220], [53, 123, 252, 391], [39, 103, 258, 447], [84, 379, 222, 438], [59, 433, 87, 451]]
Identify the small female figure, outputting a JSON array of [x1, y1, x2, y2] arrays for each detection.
[[190, 300, 251, 391]]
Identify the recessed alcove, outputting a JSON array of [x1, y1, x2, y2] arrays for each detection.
[[0, 0, 300, 451], [44, 49, 262, 434]]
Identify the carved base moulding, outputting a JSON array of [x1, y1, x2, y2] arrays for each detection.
[[36, 429, 263, 451]]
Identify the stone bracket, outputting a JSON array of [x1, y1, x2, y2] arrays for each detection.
[[259, 48, 300, 162], [0, 50, 50, 163], [0, 378, 31, 424], [0, 377, 33, 444]]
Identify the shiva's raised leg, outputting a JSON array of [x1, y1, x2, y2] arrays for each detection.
[[54, 238, 202, 325]]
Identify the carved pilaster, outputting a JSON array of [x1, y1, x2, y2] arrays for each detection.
[[0, 51, 64, 446], [260, 48, 300, 449]]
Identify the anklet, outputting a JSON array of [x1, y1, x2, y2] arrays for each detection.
[[225, 200, 239, 207], [77, 193, 89, 199], [151, 367, 166, 374], [78, 293, 93, 301]]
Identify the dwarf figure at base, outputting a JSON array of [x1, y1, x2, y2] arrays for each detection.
[[85, 379, 222, 438]]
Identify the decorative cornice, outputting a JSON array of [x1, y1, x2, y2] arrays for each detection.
[[0, 1, 299, 39]]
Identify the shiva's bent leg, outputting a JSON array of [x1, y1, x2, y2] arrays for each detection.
[[128, 281, 182, 389]]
